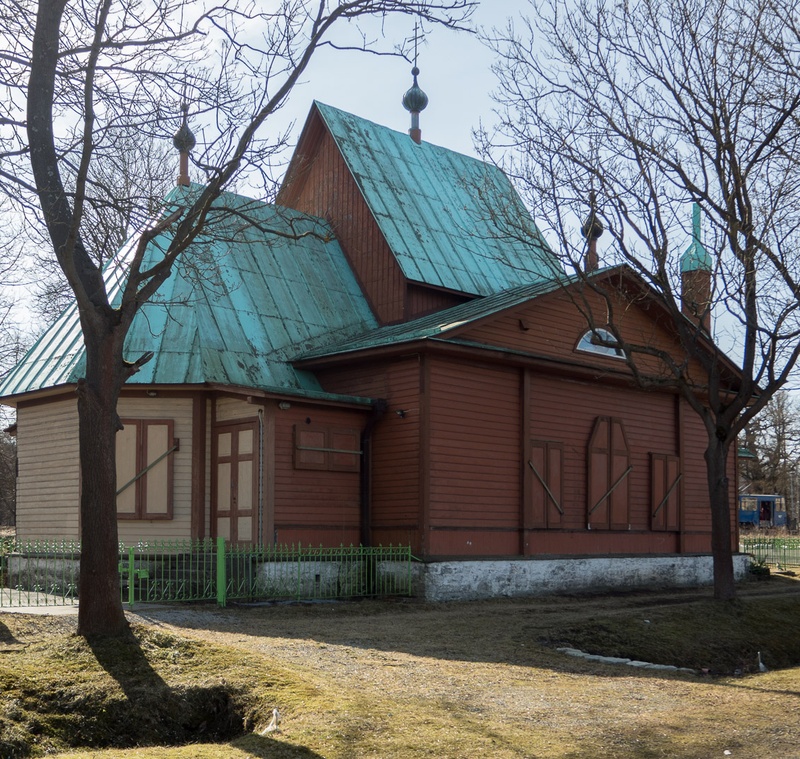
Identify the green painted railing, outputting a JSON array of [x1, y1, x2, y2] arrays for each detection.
[[0, 537, 413, 608], [740, 536, 800, 569]]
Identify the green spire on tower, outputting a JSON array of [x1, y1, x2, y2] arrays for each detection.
[[680, 203, 712, 273]]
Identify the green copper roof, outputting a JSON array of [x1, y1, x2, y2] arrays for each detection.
[[0, 188, 377, 401], [294, 274, 582, 361], [314, 102, 562, 295], [681, 203, 712, 273]]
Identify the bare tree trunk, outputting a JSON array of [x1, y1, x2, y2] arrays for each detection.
[[76, 325, 128, 637], [706, 438, 736, 601]]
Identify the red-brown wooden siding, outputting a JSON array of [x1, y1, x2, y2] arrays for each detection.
[[525, 374, 680, 553], [406, 283, 472, 321], [460, 286, 706, 381], [426, 358, 521, 556], [271, 403, 368, 546], [311, 290, 739, 557], [280, 120, 407, 324], [678, 399, 738, 552], [316, 358, 424, 551]]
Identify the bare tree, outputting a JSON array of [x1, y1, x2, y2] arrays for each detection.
[[483, 0, 800, 599], [0, 0, 473, 636], [743, 391, 800, 524], [29, 127, 175, 323]]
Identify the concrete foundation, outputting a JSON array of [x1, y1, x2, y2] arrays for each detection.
[[414, 554, 752, 602]]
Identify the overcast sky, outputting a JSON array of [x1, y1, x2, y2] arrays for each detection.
[[260, 1, 526, 166]]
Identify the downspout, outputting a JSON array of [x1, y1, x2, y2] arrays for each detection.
[[257, 407, 264, 545], [360, 399, 387, 547]]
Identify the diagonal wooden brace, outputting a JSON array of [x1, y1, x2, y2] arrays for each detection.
[[528, 459, 564, 515], [589, 465, 632, 515]]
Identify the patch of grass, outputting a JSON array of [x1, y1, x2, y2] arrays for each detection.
[[0, 619, 319, 758], [542, 596, 800, 674], [3, 587, 800, 758]]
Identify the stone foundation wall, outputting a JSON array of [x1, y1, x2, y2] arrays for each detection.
[[413, 554, 751, 602]]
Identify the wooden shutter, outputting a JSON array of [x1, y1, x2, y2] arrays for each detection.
[[587, 416, 631, 530], [528, 441, 564, 528], [143, 422, 172, 518], [294, 426, 327, 470], [294, 425, 360, 472], [117, 419, 175, 520], [116, 424, 138, 517], [651, 453, 681, 531], [609, 419, 631, 529]]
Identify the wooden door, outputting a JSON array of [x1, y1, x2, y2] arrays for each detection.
[[213, 421, 258, 544]]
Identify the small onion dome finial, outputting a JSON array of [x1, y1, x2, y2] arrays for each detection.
[[173, 103, 196, 154], [581, 191, 604, 240], [402, 66, 429, 114]]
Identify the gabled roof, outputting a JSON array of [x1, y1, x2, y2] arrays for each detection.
[[285, 102, 563, 297], [0, 188, 377, 402], [293, 275, 573, 362], [293, 265, 745, 393]]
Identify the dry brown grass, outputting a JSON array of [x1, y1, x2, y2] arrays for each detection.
[[2, 579, 800, 758]]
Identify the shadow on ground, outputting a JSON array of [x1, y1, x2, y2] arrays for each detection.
[[130, 579, 800, 678]]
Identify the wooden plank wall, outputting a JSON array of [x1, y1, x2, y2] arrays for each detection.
[[215, 394, 366, 546], [116, 395, 195, 543], [462, 286, 703, 381], [15, 397, 81, 539], [406, 283, 472, 322], [281, 120, 407, 325], [16, 393, 197, 542], [426, 358, 522, 556], [678, 399, 738, 552], [316, 357, 424, 550], [525, 374, 682, 555], [272, 402, 367, 547]]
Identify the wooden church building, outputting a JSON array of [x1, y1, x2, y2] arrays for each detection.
[[0, 78, 747, 599]]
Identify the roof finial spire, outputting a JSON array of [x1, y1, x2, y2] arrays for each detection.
[[581, 188, 604, 273], [402, 23, 428, 145], [173, 97, 196, 187]]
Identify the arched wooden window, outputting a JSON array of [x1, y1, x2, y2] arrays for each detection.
[[576, 328, 625, 359], [587, 416, 631, 530]]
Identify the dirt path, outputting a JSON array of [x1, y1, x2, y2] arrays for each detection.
[[115, 582, 800, 757]]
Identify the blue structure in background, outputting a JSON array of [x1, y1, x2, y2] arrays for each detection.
[[739, 494, 787, 528]]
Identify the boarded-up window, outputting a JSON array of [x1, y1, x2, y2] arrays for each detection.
[[116, 419, 176, 520], [294, 425, 360, 472], [587, 416, 631, 530], [527, 441, 564, 528], [650, 453, 681, 531]]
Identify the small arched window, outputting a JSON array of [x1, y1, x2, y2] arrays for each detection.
[[577, 328, 625, 359]]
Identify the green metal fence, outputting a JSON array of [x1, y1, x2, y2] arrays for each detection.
[[740, 536, 800, 569], [0, 537, 413, 608]]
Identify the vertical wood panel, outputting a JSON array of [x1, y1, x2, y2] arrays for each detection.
[[116, 425, 138, 516], [145, 423, 170, 516], [315, 358, 423, 549], [191, 395, 207, 539], [281, 124, 407, 324]]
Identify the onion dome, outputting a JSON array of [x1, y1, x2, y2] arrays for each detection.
[[581, 191, 604, 240], [402, 67, 429, 114], [173, 104, 196, 154]]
